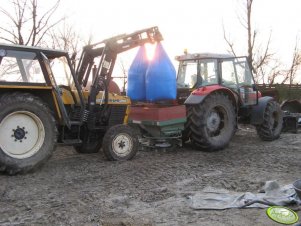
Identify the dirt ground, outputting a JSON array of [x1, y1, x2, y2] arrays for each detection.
[[0, 126, 300, 226]]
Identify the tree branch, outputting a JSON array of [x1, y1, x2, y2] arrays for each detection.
[[222, 24, 237, 57], [0, 27, 19, 40], [35, 17, 65, 46], [0, 36, 17, 44]]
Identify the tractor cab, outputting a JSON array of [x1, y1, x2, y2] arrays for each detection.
[[0, 44, 85, 125], [176, 53, 258, 106]]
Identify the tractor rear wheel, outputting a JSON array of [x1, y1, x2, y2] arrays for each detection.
[[256, 100, 283, 141], [0, 93, 57, 175], [188, 93, 236, 151], [102, 124, 139, 161]]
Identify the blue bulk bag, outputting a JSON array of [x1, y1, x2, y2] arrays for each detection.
[[127, 46, 148, 101], [146, 43, 177, 102]]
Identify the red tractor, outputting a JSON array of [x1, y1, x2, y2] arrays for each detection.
[[129, 52, 283, 151], [176, 53, 283, 150]]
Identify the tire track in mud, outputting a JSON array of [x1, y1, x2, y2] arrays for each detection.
[[0, 128, 300, 225]]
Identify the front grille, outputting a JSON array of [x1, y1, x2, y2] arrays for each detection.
[[108, 105, 127, 127]]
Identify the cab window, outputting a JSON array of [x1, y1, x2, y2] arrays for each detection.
[[221, 60, 237, 89], [0, 50, 45, 83], [49, 56, 73, 87]]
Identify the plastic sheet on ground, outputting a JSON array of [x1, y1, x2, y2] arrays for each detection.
[[188, 181, 301, 210]]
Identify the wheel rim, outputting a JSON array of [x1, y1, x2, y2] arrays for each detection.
[[0, 111, 45, 159], [206, 106, 228, 137], [112, 133, 133, 157]]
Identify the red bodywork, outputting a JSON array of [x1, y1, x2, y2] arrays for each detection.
[[191, 85, 259, 106], [191, 85, 234, 96], [129, 104, 186, 122]]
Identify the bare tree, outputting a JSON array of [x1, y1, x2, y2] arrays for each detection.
[[49, 19, 82, 58], [223, 0, 273, 83], [223, 0, 301, 84], [0, 0, 64, 46], [280, 40, 301, 84], [118, 58, 128, 92]]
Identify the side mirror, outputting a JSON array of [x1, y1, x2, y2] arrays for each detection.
[[252, 84, 257, 91]]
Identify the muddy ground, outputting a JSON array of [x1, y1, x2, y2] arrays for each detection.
[[0, 127, 300, 226]]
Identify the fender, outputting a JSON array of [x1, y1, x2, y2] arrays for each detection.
[[184, 85, 237, 105], [281, 99, 301, 113], [250, 96, 273, 125]]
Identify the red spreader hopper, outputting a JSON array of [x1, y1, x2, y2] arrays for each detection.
[[128, 104, 186, 138]]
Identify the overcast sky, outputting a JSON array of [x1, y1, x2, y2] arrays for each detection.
[[58, 0, 301, 66], [2, 0, 300, 65], [1, 0, 300, 81]]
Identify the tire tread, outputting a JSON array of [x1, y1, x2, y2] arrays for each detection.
[[188, 92, 236, 151]]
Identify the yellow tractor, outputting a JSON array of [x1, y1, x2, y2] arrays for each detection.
[[0, 27, 162, 174]]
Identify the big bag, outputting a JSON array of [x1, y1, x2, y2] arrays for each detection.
[[145, 43, 176, 102], [127, 45, 148, 101]]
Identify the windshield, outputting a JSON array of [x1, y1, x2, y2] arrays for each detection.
[[177, 61, 197, 88], [49, 56, 74, 87], [177, 59, 218, 88]]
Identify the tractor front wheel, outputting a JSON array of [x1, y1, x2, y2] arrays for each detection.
[[188, 93, 236, 151], [256, 100, 283, 141], [102, 124, 139, 161]]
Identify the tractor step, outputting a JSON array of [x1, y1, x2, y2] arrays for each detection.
[[70, 121, 82, 126], [61, 139, 82, 145]]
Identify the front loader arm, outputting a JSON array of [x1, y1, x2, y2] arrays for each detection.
[[92, 26, 163, 54], [76, 26, 163, 87], [75, 26, 163, 130]]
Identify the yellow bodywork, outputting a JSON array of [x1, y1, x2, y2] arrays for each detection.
[[61, 89, 131, 124], [0, 84, 62, 120], [0, 85, 130, 124], [0, 84, 52, 90], [60, 88, 75, 104], [61, 89, 131, 105]]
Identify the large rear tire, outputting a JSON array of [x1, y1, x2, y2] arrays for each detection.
[[256, 100, 283, 141], [0, 93, 57, 175], [102, 124, 139, 161], [188, 93, 236, 151]]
